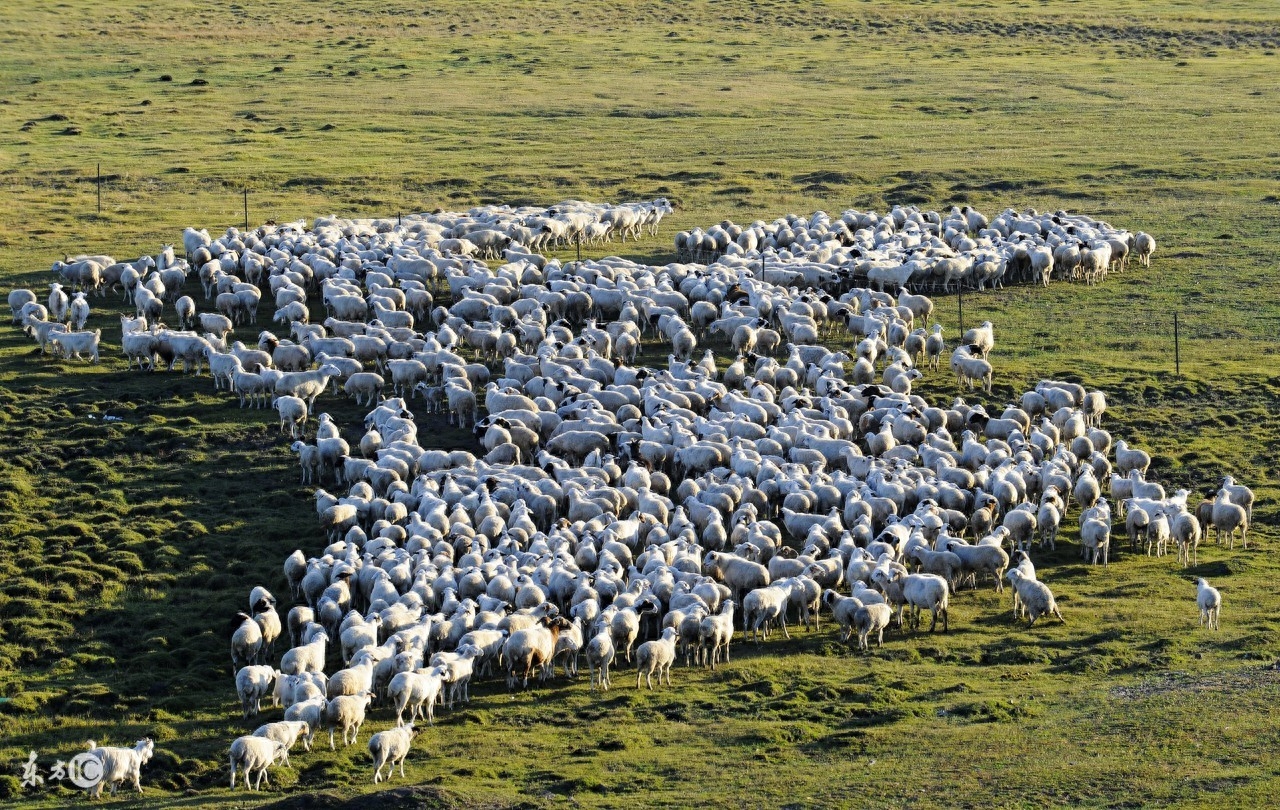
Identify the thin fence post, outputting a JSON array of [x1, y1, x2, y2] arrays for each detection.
[[398, 212, 402, 227], [576, 234, 581, 263], [243, 189, 249, 231], [1174, 312, 1181, 377], [958, 285, 964, 336], [96, 163, 101, 213]]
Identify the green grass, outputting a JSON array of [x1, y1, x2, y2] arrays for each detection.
[[1, 0, 1279, 807]]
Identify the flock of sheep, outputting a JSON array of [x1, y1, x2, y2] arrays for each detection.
[[676, 205, 1155, 293], [9, 199, 1252, 795]]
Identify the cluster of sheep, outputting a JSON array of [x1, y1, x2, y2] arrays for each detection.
[[13, 197, 1250, 797], [676, 205, 1155, 293]]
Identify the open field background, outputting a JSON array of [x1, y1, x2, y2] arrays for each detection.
[[1, 0, 1278, 806]]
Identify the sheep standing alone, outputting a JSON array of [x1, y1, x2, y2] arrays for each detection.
[[369, 724, 418, 783], [84, 738, 154, 799], [1195, 577, 1221, 630], [1005, 569, 1065, 626]]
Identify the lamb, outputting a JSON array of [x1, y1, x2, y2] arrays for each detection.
[[228, 735, 289, 790], [252, 721, 311, 762], [634, 626, 679, 689], [1195, 577, 1221, 630], [585, 627, 616, 690], [274, 395, 309, 439], [326, 692, 375, 748], [47, 328, 102, 363], [83, 738, 154, 799], [906, 546, 962, 593], [1005, 569, 1065, 626]]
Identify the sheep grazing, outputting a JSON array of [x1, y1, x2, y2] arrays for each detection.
[[83, 738, 154, 799], [1195, 577, 1221, 630], [369, 723, 417, 783], [229, 735, 289, 791], [1005, 569, 1065, 626]]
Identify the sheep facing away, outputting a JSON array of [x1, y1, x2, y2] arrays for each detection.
[[369, 723, 418, 783], [1195, 577, 1221, 630]]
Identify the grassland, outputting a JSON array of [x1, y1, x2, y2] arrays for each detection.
[[0, 0, 1278, 806]]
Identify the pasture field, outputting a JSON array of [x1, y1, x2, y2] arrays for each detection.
[[1, 0, 1279, 806]]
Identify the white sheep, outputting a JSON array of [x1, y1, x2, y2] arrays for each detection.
[[326, 692, 374, 749], [274, 395, 309, 438], [68, 291, 90, 330], [1211, 489, 1249, 549], [902, 573, 950, 632], [252, 720, 311, 763], [854, 601, 894, 651], [370, 723, 418, 783], [585, 627, 616, 690], [634, 626, 679, 689], [84, 738, 154, 799], [1195, 577, 1221, 630], [236, 664, 277, 718], [7, 288, 35, 323], [387, 666, 446, 726], [1005, 569, 1065, 626], [229, 735, 289, 790], [231, 612, 264, 672], [47, 328, 102, 362]]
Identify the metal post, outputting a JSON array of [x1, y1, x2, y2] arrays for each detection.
[[243, 189, 249, 230], [96, 163, 101, 213], [958, 285, 965, 336], [1174, 312, 1181, 377]]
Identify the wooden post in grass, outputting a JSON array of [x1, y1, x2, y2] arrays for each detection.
[[96, 163, 101, 213], [243, 189, 249, 231], [576, 233, 582, 263], [1174, 312, 1181, 377], [958, 284, 965, 336]]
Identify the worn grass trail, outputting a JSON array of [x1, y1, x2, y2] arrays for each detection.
[[1, 0, 1279, 807]]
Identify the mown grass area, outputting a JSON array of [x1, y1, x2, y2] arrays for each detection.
[[1, 0, 1279, 806]]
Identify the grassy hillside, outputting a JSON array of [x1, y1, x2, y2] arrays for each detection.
[[1, 0, 1278, 806]]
